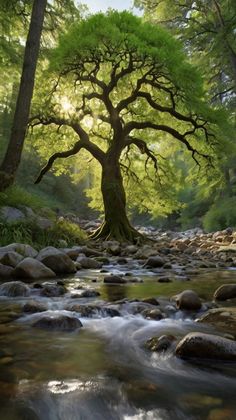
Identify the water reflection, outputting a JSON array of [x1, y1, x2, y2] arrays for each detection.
[[102, 284, 129, 301]]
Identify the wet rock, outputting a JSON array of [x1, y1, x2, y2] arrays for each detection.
[[0, 263, 13, 279], [80, 289, 100, 298], [174, 289, 202, 311], [142, 308, 163, 320], [23, 300, 47, 313], [214, 284, 236, 301], [76, 257, 102, 269], [104, 275, 127, 284], [13, 257, 56, 280], [142, 297, 159, 306], [0, 281, 30, 297], [0, 251, 24, 268], [144, 256, 165, 268], [41, 284, 67, 297], [198, 307, 236, 336], [145, 335, 175, 352], [32, 315, 82, 331], [103, 307, 120, 317], [175, 332, 236, 361], [117, 257, 128, 264], [37, 246, 76, 274], [67, 304, 120, 318], [81, 246, 104, 257]]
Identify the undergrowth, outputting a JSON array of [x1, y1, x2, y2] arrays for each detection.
[[0, 219, 87, 248]]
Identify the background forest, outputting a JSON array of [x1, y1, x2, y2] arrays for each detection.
[[0, 0, 235, 235]]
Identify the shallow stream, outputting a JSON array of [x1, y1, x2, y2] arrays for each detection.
[[1, 262, 236, 420]]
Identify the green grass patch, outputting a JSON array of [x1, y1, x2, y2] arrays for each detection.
[[0, 219, 87, 249]]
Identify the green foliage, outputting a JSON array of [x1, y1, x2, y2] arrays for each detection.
[[0, 185, 58, 211], [202, 197, 236, 232], [0, 218, 86, 248]]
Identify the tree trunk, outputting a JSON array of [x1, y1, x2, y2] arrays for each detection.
[[0, 0, 47, 192], [91, 160, 141, 242]]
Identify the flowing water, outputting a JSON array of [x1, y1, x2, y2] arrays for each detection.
[[1, 262, 236, 420]]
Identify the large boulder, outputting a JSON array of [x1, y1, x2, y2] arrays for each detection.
[[0, 251, 24, 268], [0, 243, 37, 258], [32, 315, 82, 331], [0, 263, 14, 279], [214, 284, 236, 301], [144, 256, 165, 268], [76, 257, 102, 269], [0, 206, 25, 222], [175, 332, 236, 361], [13, 257, 56, 280], [37, 247, 76, 274], [198, 307, 236, 336], [0, 281, 30, 297], [173, 289, 202, 311]]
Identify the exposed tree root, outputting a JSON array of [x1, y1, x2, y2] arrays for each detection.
[[90, 220, 144, 243]]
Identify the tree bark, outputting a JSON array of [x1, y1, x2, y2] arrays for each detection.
[[0, 0, 47, 192], [91, 158, 141, 242]]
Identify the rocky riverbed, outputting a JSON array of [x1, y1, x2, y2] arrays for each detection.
[[1, 228, 236, 419]]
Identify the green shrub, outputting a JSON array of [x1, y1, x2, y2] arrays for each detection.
[[0, 185, 55, 211], [0, 219, 87, 248], [202, 196, 236, 232]]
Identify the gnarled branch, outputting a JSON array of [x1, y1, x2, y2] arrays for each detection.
[[35, 141, 84, 184]]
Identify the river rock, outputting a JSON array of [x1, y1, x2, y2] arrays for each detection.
[[66, 304, 120, 318], [174, 289, 202, 310], [13, 258, 56, 280], [80, 246, 104, 257], [142, 297, 159, 306], [198, 307, 236, 336], [0, 281, 30, 297], [0, 251, 24, 268], [76, 257, 102, 269], [79, 289, 100, 298], [145, 335, 175, 352], [175, 332, 236, 361], [32, 315, 82, 331], [214, 284, 236, 301], [66, 304, 98, 317], [23, 300, 47, 313], [142, 308, 163, 320], [0, 243, 37, 258], [37, 247, 76, 274], [40, 284, 66, 297], [144, 256, 165, 268], [104, 275, 127, 284], [0, 263, 13, 279]]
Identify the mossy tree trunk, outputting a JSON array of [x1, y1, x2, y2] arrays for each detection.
[[0, 0, 47, 192], [91, 157, 141, 242]]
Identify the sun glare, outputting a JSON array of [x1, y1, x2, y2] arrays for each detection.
[[61, 97, 73, 112]]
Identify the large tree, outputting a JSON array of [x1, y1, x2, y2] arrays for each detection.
[[34, 12, 223, 242]]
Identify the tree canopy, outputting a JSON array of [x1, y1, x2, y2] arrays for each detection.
[[32, 11, 226, 241]]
